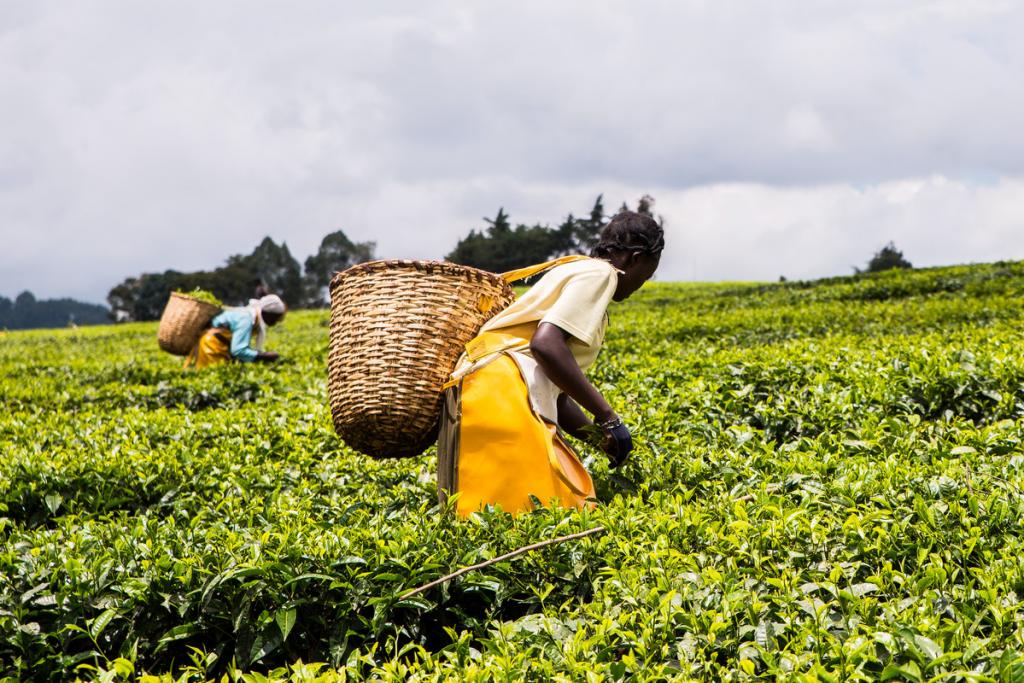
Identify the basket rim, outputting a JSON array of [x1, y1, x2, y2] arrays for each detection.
[[329, 259, 512, 295], [167, 291, 222, 312]]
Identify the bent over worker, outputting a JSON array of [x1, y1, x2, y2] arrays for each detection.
[[184, 294, 286, 369], [438, 211, 664, 517]]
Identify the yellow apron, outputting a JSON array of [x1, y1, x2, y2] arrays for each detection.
[[183, 328, 232, 369], [438, 255, 598, 517]]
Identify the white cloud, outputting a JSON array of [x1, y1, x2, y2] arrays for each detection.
[[783, 105, 835, 153], [655, 175, 1024, 282], [1, 1, 1023, 302]]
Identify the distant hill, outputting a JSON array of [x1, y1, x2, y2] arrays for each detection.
[[0, 291, 109, 330]]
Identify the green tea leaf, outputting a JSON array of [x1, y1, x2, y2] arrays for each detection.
[[275, 608, 296, 642], [89, 608, 117, 640]]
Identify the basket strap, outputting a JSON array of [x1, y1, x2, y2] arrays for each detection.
[[442, 332, 529, 390], [464, 331, 528, 363], [499, 255, 591, 284]]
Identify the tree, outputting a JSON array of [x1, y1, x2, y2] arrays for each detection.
[[229, 237, 305, 306], [547, 195, 607, 258], [0, 296, 11, 324], [303, 230, 377, 307], [618, 193, 663, 224], [0, 291, 108, 330], [107, 277, 141, 321], [14, 290, 36, 310], [637, 194, 655, 217], [446, 195, 632, 273], [445, 208, 566, 273], [107, 236, 307, 321], [863, 241, 912, 273]]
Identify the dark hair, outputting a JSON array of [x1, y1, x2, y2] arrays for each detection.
[[591, 211, 665, 258]]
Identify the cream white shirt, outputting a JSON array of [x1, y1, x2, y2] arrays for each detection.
[[478, 257, 619, 422]]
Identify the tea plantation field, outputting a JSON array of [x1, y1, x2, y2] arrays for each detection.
[[5, 261, 1024, 681]]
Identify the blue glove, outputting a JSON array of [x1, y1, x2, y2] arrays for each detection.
[[603, 420, 633, 468]]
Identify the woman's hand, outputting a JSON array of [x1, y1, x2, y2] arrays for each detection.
[[600, 418, 633, 468]]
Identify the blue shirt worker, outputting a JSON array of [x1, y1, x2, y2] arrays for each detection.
[[184, 295, 286, 368]]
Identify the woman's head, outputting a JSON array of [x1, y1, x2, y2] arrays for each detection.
[[257, 294, 287, 326], [591, 211, 664, 301]]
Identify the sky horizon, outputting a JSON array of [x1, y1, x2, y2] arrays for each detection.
[[3, 2, 1023, 306]]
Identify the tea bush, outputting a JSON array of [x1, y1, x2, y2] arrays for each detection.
[[3, 261, 1024, 681]]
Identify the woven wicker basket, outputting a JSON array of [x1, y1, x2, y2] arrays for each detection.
[[327, 260, 517, 459], [157, 292, 222, 356]]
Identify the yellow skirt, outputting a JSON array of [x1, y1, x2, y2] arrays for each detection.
[[183, 328, 232, 369], [438, 351, 596, 518]]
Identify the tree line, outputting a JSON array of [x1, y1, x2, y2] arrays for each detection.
[[0, 292, 109, 330], [107, 231, 375, 322], [5, 192, 915, 328], [107, 194, 653, 322], [445, 194, 659, 273]]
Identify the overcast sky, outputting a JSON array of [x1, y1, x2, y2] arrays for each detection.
[[2, 1, 1023, 304]]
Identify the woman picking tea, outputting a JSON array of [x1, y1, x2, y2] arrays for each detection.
[[185, 294, 286, 368], [438, 211, 663, 517]]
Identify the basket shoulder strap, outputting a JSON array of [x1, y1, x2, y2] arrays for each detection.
[[465, 331, 529, 363], [499, 255, 591, 284]]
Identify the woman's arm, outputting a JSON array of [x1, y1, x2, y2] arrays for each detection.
[[556, 393, 593, 440], [530, 322, 616, 424], [227, 313, 259, 362], [535, 323, 632, 465]]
